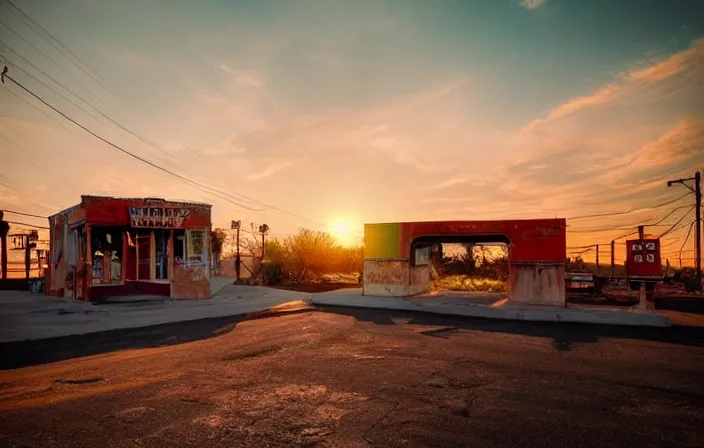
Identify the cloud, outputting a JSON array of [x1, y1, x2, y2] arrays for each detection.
[[519, 0, 547, 10], [203, 134, 248, 156], [247, 160, 297, 180], [519, 39, 704, 135], [219, 64, 266, 88], [520, 84, 623, 135], [626, 39, 704, 82]]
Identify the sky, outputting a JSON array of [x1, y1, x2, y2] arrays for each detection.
[[0, 0, 703, 263]]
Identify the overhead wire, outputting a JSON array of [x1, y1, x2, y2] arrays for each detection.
[[1, 0, 203, 158], [659, 207, 695, 238], [1, 4, 330, 230], [3, 73, 276, 212], [4, 220, 49, 229], [565, 192, 691, 221], [0, 209, 46, 218]]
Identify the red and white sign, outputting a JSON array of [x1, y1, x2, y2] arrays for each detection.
[[626, 238, 662, 277]]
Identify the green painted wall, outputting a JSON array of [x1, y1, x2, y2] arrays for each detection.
[[364, 223, 400, 259]]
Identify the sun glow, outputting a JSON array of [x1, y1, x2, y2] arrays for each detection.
[[329, 218, 360, 247]]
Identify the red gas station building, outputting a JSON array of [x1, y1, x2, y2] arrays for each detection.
[[46, 196, 212, 302]]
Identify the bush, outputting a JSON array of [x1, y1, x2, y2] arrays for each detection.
[[262, 261, 285, 285], [263, 228, 363, 284]]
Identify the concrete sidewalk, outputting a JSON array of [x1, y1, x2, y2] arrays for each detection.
[[311, 288, 671, 327], [0, 285, 673, 344], [0, 285, 311, 343]]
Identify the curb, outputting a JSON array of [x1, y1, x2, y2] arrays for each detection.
[[310, 299, 671, 328]]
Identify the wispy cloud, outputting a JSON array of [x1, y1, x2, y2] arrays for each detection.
[[247, 160, 297, 180], [219, 64, 266, 88], [519, 84, 623, 135], [519, 38, 704, 135], [626, 39, 704, 82], [519, 0, 548, 10]]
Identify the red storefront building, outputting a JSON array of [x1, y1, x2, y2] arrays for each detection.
[[47, 196, 212, 301]]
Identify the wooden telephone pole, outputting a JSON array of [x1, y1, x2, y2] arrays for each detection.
[[0, 211, 9, 282], [667, 172, 701, 289]]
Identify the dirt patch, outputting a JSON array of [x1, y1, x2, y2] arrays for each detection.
[[221, 344, 282, 361]]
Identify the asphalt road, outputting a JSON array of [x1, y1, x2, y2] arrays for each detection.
[[1, 307, 703, 447]]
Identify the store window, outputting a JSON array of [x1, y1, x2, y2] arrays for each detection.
[[187, 229, 206, 265], [173, 229, 185, 265], [91, 227, 123, 284]]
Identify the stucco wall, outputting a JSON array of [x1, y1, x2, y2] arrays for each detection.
[[362, 260, 431, 297], [363, 259, 409, 296], [509, 263, 565, 306], [408, 265, 431, 296]]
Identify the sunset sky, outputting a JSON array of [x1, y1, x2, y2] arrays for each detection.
[[0, 0, 702, 262]]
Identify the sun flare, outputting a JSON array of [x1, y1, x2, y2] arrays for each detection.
[[329, 218, 359, 247]]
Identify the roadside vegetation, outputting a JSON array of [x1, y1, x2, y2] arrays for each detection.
[[214, 227, 363, 286], [430, 244, 509, 293]]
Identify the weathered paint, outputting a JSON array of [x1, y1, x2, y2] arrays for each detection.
[[362, 259, 409, 296], [408, 265, 431, 296], [171, 264, 211, 299], [364, 223, 401, 259], [47, 196, 212, 301], [363, 219, 567, 304], [398, 219, 565, 261], [509, 263, 566, 306], [361, 260, 431, 297]]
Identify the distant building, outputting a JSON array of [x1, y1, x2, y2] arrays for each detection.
[[46, 196, 212, 301]]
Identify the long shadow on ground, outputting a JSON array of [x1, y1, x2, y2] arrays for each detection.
[[316, 306, 704, 350], [3, 305, 702, 371], [0, 315, 250, 370]]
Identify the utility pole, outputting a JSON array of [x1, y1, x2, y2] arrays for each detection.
[[258, 223, 269, 285], [0, 211, 9, 282], [610, 240, 615, 276], [637, 225, 647, 309], [231, 220, 241, 282], [595, 244, 600, 275], [667, 172, 701, 290]]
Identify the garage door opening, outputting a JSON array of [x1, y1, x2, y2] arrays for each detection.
[[411, 235, 510, 295]]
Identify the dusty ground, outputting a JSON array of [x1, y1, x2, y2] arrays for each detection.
[[1, 308, 703, 448]]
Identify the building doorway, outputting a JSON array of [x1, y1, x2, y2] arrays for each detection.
[[154, 230, 169, 280]]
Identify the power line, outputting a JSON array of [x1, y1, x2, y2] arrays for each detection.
[[677, 221, 695, 261], [659, 207, 695, 238], [1, 13, 328, 231], [565, 192, 691, 221], [1, 0, 202, 158], [0, 45, 183, 166], [4, 220, 49, 229], [1, 209, 46, 219], [2, 73, 274, 214]]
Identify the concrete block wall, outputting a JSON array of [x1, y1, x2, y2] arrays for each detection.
[[509, 262, 566, 306], [363, 260, 431, 297]]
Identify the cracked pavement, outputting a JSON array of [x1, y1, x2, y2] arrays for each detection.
[[1, 307, 703, 447]]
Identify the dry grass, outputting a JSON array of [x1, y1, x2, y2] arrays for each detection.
[[432, 275, 507, 293]]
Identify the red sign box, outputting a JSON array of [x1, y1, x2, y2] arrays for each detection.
[[626, 239, 662, 277]]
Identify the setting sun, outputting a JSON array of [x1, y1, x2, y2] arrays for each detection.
[[329, 218, 360, 247]]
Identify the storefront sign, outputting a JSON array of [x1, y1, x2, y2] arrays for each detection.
[[129, 207, 192, 228]]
